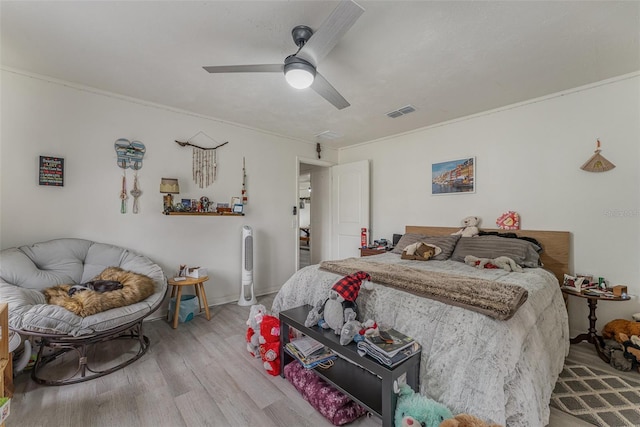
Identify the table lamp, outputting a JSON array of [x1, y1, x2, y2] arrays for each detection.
[[160, 178, 180, 212]]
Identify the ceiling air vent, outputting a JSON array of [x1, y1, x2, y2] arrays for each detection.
[[386, 104, 417, 118]]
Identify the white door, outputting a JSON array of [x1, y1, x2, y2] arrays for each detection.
[[331, 160, 370, 259]]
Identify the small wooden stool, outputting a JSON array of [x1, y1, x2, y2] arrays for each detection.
[[167, 276, 211, 329]]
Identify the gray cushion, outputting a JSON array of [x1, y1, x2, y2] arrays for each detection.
[[0, 238, 166, 337], [391, 234, 461, 260], [450, 235, 541, 268]]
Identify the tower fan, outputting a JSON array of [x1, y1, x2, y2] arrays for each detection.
[[238, 225, 257, 306]]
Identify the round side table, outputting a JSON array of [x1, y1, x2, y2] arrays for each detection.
[[167, 276, 211, 329], [562, 288, 631, 363]]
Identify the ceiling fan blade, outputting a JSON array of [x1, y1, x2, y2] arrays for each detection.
[[203, 64, 283, 73], [296, 0, 364, 67], [311, 72, 350, 110]]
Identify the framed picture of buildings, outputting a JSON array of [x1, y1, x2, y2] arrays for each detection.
[[431, 157, 475, 195]]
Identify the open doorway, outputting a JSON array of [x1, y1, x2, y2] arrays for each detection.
[[297, 158, 332, 270]]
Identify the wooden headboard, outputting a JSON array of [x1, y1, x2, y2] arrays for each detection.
[[405, 226, 571, 285]]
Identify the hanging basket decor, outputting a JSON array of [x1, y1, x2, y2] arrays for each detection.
[[580, 139, 615, 173]]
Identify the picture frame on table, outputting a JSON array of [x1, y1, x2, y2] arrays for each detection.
[[233, 204, 244, 214], [431, 157, 475, 195]]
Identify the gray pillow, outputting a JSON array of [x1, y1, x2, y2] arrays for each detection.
[[391, 234, 461, 260], [450, 235, 541, 267]]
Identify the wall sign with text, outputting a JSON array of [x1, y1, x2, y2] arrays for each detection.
[[39, 156, 64, 187]]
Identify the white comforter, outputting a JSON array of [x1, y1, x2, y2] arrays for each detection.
[[271, 253, 569, 427]]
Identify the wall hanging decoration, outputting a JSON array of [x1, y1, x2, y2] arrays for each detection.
[[496, 211, 520, 230], [38, 156, 64, 186], [175, 131, 228, 189], [242, 157, 248, 204], [580, 139, 615, 172], [114, 139, 146, 214], [431, 157, 475, 195]]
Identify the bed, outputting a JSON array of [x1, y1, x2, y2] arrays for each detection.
[[272, 226, 570, 427]]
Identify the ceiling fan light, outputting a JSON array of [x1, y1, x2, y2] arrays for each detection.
[[285, 68, 315, 89], [284, 61, 316, 89]]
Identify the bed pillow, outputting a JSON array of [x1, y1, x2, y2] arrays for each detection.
[[391, 234, 460, 260], [450, 235, 542, 267]]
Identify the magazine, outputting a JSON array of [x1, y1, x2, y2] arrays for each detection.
[[357, 340, 421, 368], [285, 342, 336, 369], [290, 336, 324, 357], [365, 328, 415, 358]]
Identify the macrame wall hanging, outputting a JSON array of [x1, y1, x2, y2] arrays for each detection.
[[175, 132, 228, 188], [581, 139, 616, 173], [114, 139, 146, 214]]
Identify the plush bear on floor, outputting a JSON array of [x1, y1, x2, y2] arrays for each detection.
[[602, 319, 640, 343], [439, 414, 503, 427], [245, 304, 266, 358], [452, 216, 480, 238], [259, 314, 281, 376], [394, 384, 453, 427], [305, 271, 371, 335]]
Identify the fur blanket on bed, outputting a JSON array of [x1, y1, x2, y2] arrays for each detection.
[[43, 267, 155, 317], [320, 258, 528, 320]]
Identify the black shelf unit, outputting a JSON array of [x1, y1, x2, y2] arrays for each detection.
[[279, 305, 421, 427]]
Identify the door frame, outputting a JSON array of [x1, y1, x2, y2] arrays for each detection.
[[295, 156, 335, 271]]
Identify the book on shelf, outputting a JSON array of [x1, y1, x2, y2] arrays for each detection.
[[285, 342, 336, 369], [290, 336, 324, 357], [365, 328, 416, 358], [357, 340, 421, 368]]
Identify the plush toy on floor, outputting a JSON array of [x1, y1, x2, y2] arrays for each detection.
[[464, 255, 523, 272], [394, 384, 453, 427], [602, 319, 640, 343], [245, 304, 266, 358], [452, 216, 480, 238], [305, 271, 372, 335], [439, 413, 503, 427], [259, 314, 281, 376]]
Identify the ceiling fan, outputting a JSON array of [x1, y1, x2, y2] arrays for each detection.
[[203, 0, 364, 110]]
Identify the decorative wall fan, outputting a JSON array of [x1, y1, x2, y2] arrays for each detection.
[[203, 0, 364, 110]]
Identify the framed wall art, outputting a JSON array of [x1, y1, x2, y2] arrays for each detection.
[[431, 157, 475, 195], [38, 156, 64, 187]]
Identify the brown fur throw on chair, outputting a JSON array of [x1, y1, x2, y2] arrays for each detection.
[[43, 266, 155, 317]]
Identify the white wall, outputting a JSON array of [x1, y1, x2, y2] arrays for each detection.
[[0, 69, 338, 317], [340, 74, 640, 337]]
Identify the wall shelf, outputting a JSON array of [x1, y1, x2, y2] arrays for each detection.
[[163, 212, 244, 216]]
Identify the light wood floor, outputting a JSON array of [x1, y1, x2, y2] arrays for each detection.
[[9, 294, 637, 427]]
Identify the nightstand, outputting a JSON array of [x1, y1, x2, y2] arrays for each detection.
[[360, 248, 387, 257], [167, 276, 211, 329]]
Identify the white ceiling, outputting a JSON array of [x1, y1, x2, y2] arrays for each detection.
[[2, 1, 639, 149]]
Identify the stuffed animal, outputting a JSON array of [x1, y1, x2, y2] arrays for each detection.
[[452, 216, 480, 238], [245, 304, 266, 358], [259, 314, 281, 376], [340, 318, 378, 345], [401, 242, 441, 261], [439, 414, 503, 427], [464, 255, 523, 272], [305, 271, 371, 335], [395, 384, 453, 427], [602, 319, 640, 343]]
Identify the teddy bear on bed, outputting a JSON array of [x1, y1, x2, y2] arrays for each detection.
[[395, 384, 453, 427], [452, 216, 480, 238], [439, 414, 503, 427], [305, 271, 371, 337], [464, 255, 523, 272]]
